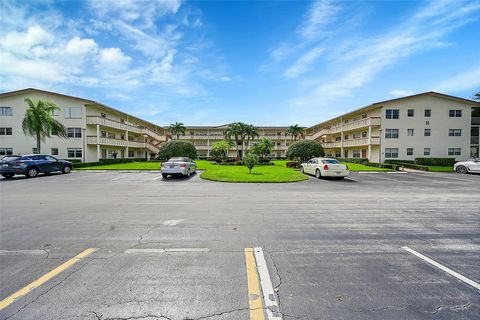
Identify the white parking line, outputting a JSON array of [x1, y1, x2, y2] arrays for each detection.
[[358, 171, 379, 174], [152, 175, 163, 180], [254, 247, 282, 320], [124, 248, 209, 254], [402, 246, 480, 290], [0, 249, 46, 255]]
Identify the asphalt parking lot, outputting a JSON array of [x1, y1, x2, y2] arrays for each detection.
[[0, 171, 479, 320]]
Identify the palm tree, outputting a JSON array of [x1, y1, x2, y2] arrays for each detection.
[[244, 124, 259, 152], [286, 124, 304, 141], [22, 98, 68, 153], [224, 122, 244, 158], [168, 122, 186, 139]]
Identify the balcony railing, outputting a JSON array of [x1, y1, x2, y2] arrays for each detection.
[[86, 116, 166, 142], [87, 136, 146, 148], [309, 117, 381, 139], [322, 136, 380, 148]]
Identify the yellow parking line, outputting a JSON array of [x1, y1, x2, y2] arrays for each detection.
[[244, 248, 265, 320], [0, 248, 97, 311]]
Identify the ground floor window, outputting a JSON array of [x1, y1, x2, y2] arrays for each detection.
[[335, 151, 341, 157], [407, 148, 413, 156], [32, 148, 38, 154], [448, 148, 461, 156], [385, 148, 398, 158], [344, 150, 348, 158], [128, 150, 135, 157], [424, 148, 431, 156], [51, 148, 59, 155], [68, 148, 82, 158], [0, 148, 13, 155], [352, 150, 361, 158]]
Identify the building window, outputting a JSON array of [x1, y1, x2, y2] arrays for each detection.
[[128, 150, 135, 157], [448, 148, 461, 156], [32, 148, 38, 154], [424, 129, 431, 136], [425, 109, 431, 117], [67, 148, 82, 158], [362, 114, 368, 119], [448, 129, 462, 137], [101, 113, 107, 118], [51, 148, 59, 155], [407, 129, 414, 136], [65, 106, 82, 119], [0, 106, 13, 116], [344, 150, 348, 158], [353, 133, 361, 139], [67, 128, 82, 138], [107, 132, 116, 139], [353, 150, 361, 158], [386, 109, 399, 119], [344, 134, 349, 140], [362, 131, 367, 138], [385, 148, 399, 158], [449, 110, 462, 117], [407, 109, 414, 117], [335, 136, 341, 141], [51, 109, 60, 116], [407, 148, 413, 156], [385, 129, 399, 139], [335, 151, 341, 157], [101, 131, 107, 137], [0, 127, 12, 135], [0, 148, 13, 155], [424, 148, 431, 156]]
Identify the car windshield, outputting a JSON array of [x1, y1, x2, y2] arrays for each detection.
[[1, 156, 20, 161], [168, 157, 190, 162], [322, 159, 340, 164]]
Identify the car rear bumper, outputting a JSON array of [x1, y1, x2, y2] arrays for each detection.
[[0, 168, 25, 174], [161, 168, 189, 175], [322, 170, 349, 177]]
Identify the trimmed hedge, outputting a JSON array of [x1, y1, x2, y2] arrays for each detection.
[[335, 158, 369, 164], [415, 158, 456, 166], [385, 160, 415, 165], [286, 161, 300, 168]]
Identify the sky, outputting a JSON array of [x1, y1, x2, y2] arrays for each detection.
[[1, 0, 479, 127]]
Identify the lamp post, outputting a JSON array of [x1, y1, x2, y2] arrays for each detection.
[[378, 129, 382, 164]]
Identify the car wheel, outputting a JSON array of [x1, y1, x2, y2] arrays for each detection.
[[455, 165, 468, 174], [26, 167, 38, 178], [162, 173, 168, 179], [315, 169, 321, 179], [62, 165, 72, 174], [2, 173, 14, 179]]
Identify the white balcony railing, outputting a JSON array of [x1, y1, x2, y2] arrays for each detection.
[[86, 116, 166, 142], [87, 136, 146, 149]]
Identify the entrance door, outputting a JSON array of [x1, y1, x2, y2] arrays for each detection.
[[361, 149, 367, 158], [101, 149, 107, 159]]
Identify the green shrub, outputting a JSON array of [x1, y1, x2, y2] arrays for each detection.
[[385, 159, 415, 165], [415, 158, 456, 166], [336, 158, 369, 164], [243, 153, 259, 173], [286, 140, 325, 163], [157, 140, 197, 160]]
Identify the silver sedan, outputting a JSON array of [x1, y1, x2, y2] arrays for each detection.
[[161, 157, 196, 179]]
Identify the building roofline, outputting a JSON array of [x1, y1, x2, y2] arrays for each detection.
[[0, 88, 162, 130], [308, 91, 480, 130]]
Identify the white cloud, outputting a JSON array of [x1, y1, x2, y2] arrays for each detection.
[[98, 48, 131, 66], [298, 0, 341, 39], [284, 46, 324, 78], [220, 76, 231, 82], [389, 90, 414, 98], [1, 25, 54, 56], [64, 37, 98, 56], [434, 66, 480, 92]]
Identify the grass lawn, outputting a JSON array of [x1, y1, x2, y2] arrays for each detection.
[[76, 161, 162, 170], [427, 166, 454, 172], [342, 162, 392, 171], [76, 159, 308, 183], [198, 160, 308, 183]]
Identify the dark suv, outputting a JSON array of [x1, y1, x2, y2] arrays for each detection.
[[0, 154, 73, 179]]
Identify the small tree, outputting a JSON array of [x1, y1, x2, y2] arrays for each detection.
[[285, 124, 304, 141], [244, 153, 259, 174], [158, 140, 197, 160], [210, 140, 232, 158], [22, 98, 68, 153], [286, 140, 325, 163], [251, 138, 274, 159]]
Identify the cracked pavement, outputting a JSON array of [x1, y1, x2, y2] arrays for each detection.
[[0, 170, 479, 319]]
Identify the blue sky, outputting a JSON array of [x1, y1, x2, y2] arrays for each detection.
[[1, 0, 479, 127]]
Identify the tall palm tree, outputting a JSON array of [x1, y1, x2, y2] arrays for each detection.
[[244, 124, 259, 152], [168, 122, 186, 139], [224, 122, 244, 158], [22, 98, 68, 153], [286, 124, 304, 141]]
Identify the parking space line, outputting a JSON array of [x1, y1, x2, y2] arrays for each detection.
[[254, 247, 282, 320], [0, 248, 97, 311], [0, 250, 46, 255], [152, 175, 163, 180], [244, 248, 265, 320], [124, 248, 209, 254], [402, 246, 480, 290]]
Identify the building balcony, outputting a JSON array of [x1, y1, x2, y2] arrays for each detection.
[[87, 136, 146, 148], [86, 116, 166, 142], [322, 136, 380, 149], [309, 117, 381, 140]]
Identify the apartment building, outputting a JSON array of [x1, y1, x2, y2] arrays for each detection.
[[305, 92, 480, 162], [174, 125, 298, 158], [0, 88, 167, 162]]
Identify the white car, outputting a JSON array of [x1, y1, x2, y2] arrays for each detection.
[[161, 157, 196, 179], [454, 159, 480, 174], [300, 158, 349, 179]]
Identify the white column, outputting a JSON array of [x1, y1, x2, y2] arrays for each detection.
[[96, 124, 100, 161], [368, 125, 372, 161]]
